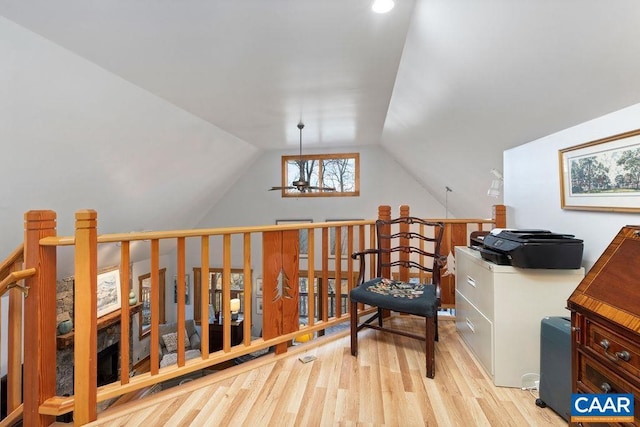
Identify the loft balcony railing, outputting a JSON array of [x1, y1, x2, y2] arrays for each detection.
[[0, 204, 505, 426]]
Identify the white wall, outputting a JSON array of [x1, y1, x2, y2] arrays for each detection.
[[504, 102, 640, 269], [0, 17, 258, 276]]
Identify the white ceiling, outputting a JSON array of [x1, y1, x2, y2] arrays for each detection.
[[3, 0, 640, 220]]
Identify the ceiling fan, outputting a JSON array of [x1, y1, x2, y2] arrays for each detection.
[[269, 122, 336, 193]]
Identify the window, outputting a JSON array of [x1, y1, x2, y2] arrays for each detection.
[[281, 152, 359, 197]]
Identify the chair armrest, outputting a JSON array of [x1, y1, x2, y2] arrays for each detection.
[[351, 248, 381, 285], [433, 254, 447, 306]]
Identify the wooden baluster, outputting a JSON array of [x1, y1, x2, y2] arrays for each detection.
[[74, 210, 98, 425], [200, 236, 210, 359], [119, 242, 131, 385], [334, 225, 342, 318], [176, 237, 186, 365], [223, 234, 231, 351], [7, 257, 24, 413], [321, 227, 330, 324], [243, 233, 252, 345], [307, 229, 316, 327]]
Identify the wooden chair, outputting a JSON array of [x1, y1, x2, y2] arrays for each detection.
[[349, 216, 445, 378]]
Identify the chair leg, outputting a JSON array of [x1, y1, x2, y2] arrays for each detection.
[[350, 300, 358, 357], [377, 308, 384, 327], [425, 316, 436, 378], [434, 311, 439, 342]]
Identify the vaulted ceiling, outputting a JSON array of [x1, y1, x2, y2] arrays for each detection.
[[3, 1, 640, 239]]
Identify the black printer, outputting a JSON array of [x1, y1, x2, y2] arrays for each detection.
[[479, 229, 583, 269]]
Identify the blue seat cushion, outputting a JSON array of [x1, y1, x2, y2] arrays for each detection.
[[350, 277, 437, 317]]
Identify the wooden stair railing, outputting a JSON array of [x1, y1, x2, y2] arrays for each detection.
[[7, 205, 506, 427]]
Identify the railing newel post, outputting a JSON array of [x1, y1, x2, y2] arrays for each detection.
[[23, 210, 57, 427]]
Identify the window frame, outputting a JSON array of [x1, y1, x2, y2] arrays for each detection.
[[280, 152, 360, 197]]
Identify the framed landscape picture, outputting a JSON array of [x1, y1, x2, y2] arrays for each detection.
[[559, 129, 640, 212], [97, 268, 121, 318]]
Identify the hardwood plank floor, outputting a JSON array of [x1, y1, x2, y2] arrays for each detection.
[[86, 317, 567, 426]]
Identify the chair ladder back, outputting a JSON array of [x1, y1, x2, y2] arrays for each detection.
[[374, 217, 445, 284]]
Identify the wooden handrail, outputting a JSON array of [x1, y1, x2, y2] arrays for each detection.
[[0, 243, 24, 280], [0, 268, 36, 296], [0, 404, 24, 427], [38, 217, 498, 247]]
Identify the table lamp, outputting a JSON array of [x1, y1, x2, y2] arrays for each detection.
[[230, 298, 240, 321]]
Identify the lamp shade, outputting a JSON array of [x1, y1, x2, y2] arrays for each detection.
[[230, 298, 241, 313]]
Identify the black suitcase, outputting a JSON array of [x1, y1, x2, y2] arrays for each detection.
[[535, 316, 571, 421]]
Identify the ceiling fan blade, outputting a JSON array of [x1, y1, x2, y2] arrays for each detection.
[[269, 186, 296, 191], [307, 186, 336, 191]]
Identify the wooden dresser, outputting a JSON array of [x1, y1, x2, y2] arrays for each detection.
[[568, 226, 640, 425]]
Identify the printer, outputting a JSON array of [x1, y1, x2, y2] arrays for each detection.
[[478, 229, 583, 269]]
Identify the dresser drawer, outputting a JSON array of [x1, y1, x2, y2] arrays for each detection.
[[577, 353, 640, 425], [455, 248, 494, 318], [585, 320, 640, 379], [455, 289, 493, 377]]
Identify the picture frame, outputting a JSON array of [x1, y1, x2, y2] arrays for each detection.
[[559, 129, 640, 212], [138, 268, 166, 339], [275, 219, 313, 257], [256, 297, 263, 315], [256, 277, 263, 296], [97, 269, 122, 318], [173, 274, 190, 304]]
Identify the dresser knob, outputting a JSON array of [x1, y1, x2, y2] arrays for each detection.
[[601, 339, 632, 363], [601, 382, 612, 393], [616, 350, 631, 362]]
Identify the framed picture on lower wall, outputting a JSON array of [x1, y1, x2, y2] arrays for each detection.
[[97, 268, 121, 318]]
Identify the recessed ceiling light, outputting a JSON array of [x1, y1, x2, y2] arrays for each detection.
[[372, 0, 394, 14]]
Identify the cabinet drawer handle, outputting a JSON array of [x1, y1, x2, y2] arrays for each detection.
[[465, 318, 475, 333], [466, 276, 476, 287], [600, 339, 632, 363], [600, 382, 612, 393], [616, 351, 631, 362]]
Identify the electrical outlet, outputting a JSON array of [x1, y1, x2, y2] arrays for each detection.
[[534, 380, 540, 390]]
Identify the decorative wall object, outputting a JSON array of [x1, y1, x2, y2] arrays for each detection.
[[97, 269, 121, 318], [174, 274, 190, 304], [256, 277, 263, 296], [559, 129, 640, 212]]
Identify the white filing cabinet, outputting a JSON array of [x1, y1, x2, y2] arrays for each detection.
[[454, 246, 584, 387]]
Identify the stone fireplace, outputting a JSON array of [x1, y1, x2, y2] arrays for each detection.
[[56, 277, 139, 396]]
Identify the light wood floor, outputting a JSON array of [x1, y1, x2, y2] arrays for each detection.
[[85, 317, 567, 426]]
